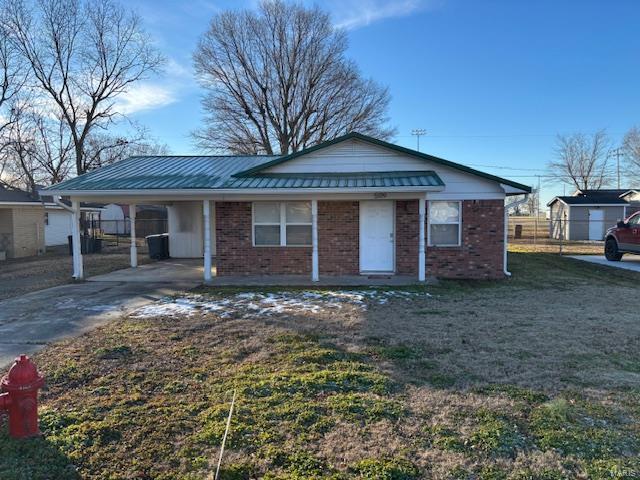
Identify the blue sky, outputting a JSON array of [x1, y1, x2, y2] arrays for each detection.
[[122, 0, 640, 204]]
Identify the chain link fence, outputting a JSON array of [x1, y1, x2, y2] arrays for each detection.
[[508, 215, 609, 255], [79, 218, 168, 254]]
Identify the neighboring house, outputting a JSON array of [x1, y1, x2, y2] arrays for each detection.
[[42, 198, 103, 247], [101, 203, 167, 237], [42, 132, 531, 281], [0, 185, 45, 259], [548, 189, 640, 241], [101, 203, 128, 235]]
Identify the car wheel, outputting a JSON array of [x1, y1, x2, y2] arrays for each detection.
[[605, 238, 623, 261]]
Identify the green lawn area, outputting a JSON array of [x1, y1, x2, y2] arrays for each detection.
[[2, 253, 640, 479]]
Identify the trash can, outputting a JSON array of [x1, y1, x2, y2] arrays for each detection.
[[146, 233, 170, 260], [68, 235, 103, 255]]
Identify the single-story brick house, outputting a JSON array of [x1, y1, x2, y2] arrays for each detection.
[[548, 189, 640, 241], [42, 133, 531, 282]]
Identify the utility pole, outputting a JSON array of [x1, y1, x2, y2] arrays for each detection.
[[411, 129, 427, 152], [607, 148, 624, 189]]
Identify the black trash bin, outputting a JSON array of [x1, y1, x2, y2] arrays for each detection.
[[146, 233, 170, 260], [68, 235, 103, 255]]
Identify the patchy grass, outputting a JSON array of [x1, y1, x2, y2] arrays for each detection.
[[1, 252, 640, 478]]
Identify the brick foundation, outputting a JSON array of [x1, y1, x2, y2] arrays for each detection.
[[215, 199, 505, 279]]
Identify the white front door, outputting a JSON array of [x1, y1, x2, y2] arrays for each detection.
[[360, 201, 395, 273], [589, 209, 605, 241]]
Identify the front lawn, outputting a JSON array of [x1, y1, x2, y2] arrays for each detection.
[[1, 253, 639, 479], [0, 245, 150, 301]]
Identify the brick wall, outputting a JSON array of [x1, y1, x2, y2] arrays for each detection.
[[216, 199, 505, 279], [395, 200, 419, 275], [426, 200, 505, 279], [216, 202, 311, 275], [318, 201, 359, 275], [396, 199, 505, 279]]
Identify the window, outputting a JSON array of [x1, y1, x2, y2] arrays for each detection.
[[628, 213, 640, 226], [428, 201, 461, 246], [44, 212, 49, 226], [253, 202, 312, 246]]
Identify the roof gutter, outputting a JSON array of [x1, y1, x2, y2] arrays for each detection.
[[504, 194, 529, 277], [53, 195, 74, 213]]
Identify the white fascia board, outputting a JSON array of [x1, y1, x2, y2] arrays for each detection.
[[0, 201, 43, 207], [427, 192, 505, 200], [500, 183, 530, 196]]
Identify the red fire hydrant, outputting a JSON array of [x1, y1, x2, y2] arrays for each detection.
[[0, 355, 45, 439]]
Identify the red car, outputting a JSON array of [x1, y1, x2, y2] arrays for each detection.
[[604, 211, 640, 261]]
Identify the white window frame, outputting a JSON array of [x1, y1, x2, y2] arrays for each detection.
[[252, 201, 312, 247], [427, 200, 462, 247]]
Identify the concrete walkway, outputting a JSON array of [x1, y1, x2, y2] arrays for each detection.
[[88, 259, 205, 283], [0, 280, 198, 368], [568, 255, 640, 272]]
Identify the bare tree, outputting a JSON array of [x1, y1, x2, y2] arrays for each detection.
[[193, 0, 394, 154], [0, 17, 27, 184], [548, 130, 611, 191], [1, 0, 163, 175], [0, 100, 39, 191], [82, 126, 170, 171], [622, 127, 640, 180]]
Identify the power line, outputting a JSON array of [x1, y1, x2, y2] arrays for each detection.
[[607, 148, 625, 189], [411, 129, 427, 152]]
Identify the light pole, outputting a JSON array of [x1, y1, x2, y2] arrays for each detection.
[[411, 129, 427, 152]]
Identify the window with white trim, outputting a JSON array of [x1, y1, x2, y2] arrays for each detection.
[[428, 201, 461, 246], [253, 202, 312, 246]]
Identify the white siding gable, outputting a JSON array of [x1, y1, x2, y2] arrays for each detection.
[[265, 138, 506, 199]]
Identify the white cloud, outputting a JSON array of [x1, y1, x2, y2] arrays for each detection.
[[117, 83, 177, 115], [115, 56, 196, 116], [331, 0, 434, 30]]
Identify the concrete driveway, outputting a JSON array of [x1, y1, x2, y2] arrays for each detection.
[[568, 254, 640, 272], [0, 279, 198, 368]]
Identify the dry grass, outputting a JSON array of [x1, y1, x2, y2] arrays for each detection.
[[2, 253, 640, 479], [0, 246, 151, 301], [509, 240, 605, 255]]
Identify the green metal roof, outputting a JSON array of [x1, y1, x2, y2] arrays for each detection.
[[224, 171, 443, 189], [43, 156, 443, 192], [234, 132, 532, 193], [42, 155, 277, 191], [42, 132, 529, 194]]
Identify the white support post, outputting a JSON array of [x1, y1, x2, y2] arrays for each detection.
[[129, 204, 137, 268], [203, 199, 212, 283], [418, 197, 426, 282], [311, 199, 319, 282], [71, 200, 84, 280]]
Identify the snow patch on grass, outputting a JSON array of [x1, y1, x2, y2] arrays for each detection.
[[130, 290, 430, 319]]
